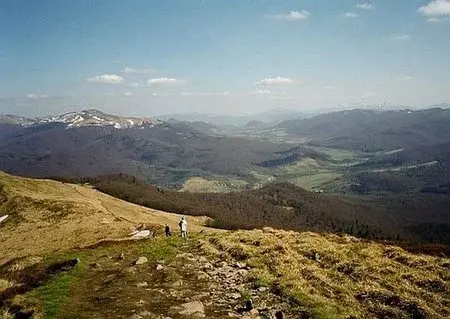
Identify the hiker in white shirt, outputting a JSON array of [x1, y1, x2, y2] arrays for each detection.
[[179, 217, 188, 238]]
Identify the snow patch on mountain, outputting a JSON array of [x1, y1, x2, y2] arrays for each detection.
[[37, 109, 160, 129]]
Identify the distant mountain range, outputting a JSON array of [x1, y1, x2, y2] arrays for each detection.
[[0, 109, 298, 187], [2, 107, 450, 194], [276, 107, 450, 151], [0, 109, 159, 129]]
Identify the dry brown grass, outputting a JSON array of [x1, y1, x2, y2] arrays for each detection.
[[0, 279, 13, 293], [0, 310, 13, 319], [0, 172, 215, 263], [201, 228, 450, 318]]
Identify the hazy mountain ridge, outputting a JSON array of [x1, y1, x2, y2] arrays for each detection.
[[276, 108, 450, 152], [2, 107, 450, 195], [0, 109, 159, 130], [0, 112, 296, 187], [0, 114, 35, 126]]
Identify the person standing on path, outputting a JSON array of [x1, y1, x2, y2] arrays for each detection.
[[179, 217, 188, 238], [164, 223, 172, 237]]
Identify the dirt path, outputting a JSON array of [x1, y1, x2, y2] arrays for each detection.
[[54, 236, 292, 319]]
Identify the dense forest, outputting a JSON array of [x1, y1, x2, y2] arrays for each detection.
[[51, 174, 413, 241]]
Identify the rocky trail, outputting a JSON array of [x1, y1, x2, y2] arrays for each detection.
[[62, 244, 292, 318], [1, 236, 295, 319]]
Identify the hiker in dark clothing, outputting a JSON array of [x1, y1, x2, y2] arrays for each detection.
[[164, 223, 172, 237]]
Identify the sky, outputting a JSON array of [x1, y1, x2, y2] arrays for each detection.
[[1, 0, 450, 117]]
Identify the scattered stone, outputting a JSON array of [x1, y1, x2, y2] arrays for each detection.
[[136, 282, 148, 288], [89, 262, 102, 269], [235, 262, 247, 269], [237, 269, 248, 277], [203, 262, 213, 270], [229, 292, 241, 300], [156, 264, 164, 270], [138, 311, 153, 317], [118, 252, 125, 260], [197, 272, 210, 280], [198, 256, 208, 263], [257, 287, 268, 293], [217, 261, 228, 267], [171, 279, 184, 287], [250, 309, 259, 316], [135, 257, 148, 265], [172, 301, 205, 317], [176, 252, 196, 261], [125, 266, 137, 274], [0, 214, 9, 225], [128, 315, 142, 319]]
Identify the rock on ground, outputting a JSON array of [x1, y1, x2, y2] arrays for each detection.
[[134, 257, 148, 265]]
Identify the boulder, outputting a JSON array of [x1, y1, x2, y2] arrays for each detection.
[[0, 215, 9, 225], [136, 282, 148, 288], [134, 257, 148, 265]]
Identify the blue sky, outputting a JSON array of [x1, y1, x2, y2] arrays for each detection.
[[1, 0, 450, 117]]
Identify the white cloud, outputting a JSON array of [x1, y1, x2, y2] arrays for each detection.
[[123, 67, 154, 74], [418, 0, 450, 17], [394, 76, 413, 81], [26, 94, 47, 99], [356, 3, 375, 10], [324, 85, 340, 90], [270, 10, 310, 21], [180, 91, 230, 97], [147, 77, 183, 85], [386, 33, 411, 40], [124, 92, 133, 96], [256, 77, 301, 85], [344, 12, 360, 18], [252, 89, 272, 95], [86, 74, 124, 84], [425, 16, 450, 22]]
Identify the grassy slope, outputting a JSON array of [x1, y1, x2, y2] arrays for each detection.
[[201, 228, 450, 318], [0, 172, 211, 263], [180, 176, 248, 193], [1, 172, 449, 318], [1, 231, 449, 319]]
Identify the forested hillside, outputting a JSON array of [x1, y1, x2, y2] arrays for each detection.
[[52, 174, 450, 243]]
